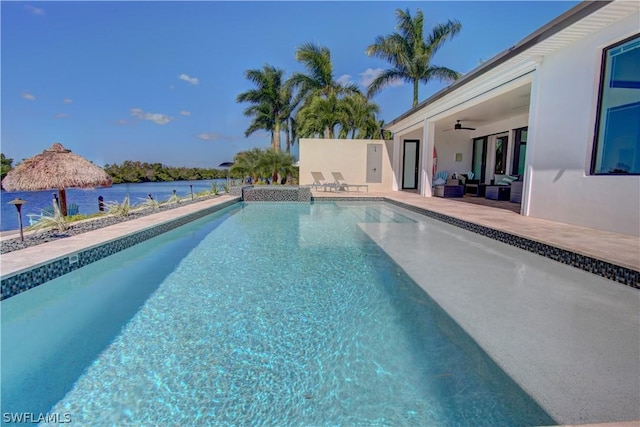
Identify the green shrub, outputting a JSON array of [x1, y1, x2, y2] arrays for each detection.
[[106, 195, 132, 217], [27, 201, 69, 232]]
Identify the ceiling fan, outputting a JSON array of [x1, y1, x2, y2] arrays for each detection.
[[454, 120, 476, 131]]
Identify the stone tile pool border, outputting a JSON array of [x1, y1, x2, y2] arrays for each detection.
[[0, 198, 240, 300], [314, 196, 638, 288]]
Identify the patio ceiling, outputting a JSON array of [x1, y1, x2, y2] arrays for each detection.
[[433, 84, 531, 134]]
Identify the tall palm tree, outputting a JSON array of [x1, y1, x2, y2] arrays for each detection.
[[237, 65, 289, 151], [281, 80, 300, 153], [366, 9, 462, 108], [290, 43, 361, 138]]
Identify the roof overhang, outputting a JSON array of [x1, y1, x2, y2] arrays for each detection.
[[385, 0, 638, 132]]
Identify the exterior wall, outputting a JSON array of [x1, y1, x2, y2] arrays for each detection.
[[529, 11, 640, 236], [299, 139, 394, 192]]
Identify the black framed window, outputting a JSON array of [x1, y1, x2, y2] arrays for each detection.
[[592, 34, 640, 175], [512, 127, 528, 176], [494, 135, 508, 175]]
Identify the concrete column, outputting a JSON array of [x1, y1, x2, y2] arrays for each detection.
[[392, 133, 401, 191], [421, 119, 436, 197], [522, 66, 541, 216]]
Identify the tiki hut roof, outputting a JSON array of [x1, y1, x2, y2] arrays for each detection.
[[1, 142, 112, 191]]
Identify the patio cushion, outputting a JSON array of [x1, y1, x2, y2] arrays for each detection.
[[498, 175, 518, 185]]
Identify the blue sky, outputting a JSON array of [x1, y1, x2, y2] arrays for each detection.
[[1, 1, 579, 169]]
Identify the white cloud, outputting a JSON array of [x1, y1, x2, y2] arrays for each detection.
[[197, 132, 221, 141], [178, 74, 199, 85], [130, 108, 173, 125], [359, 68, 403, 89], [180, 110, 191, 116], [21, 92, 36, 101], [54, 113, 69, 119], [336, 74, 353, 86], [63, 98, 73, 104], [25, 5, 45, 15], [117, 119, 127, 125]]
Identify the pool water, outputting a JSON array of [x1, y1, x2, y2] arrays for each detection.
[[1, 202, 554, 426]]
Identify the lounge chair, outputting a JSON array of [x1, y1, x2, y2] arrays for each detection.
[[310, 172, 337, 192], [331, 172, 368, 192]]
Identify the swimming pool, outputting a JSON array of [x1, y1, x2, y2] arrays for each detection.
[[1, 202, 556, 425]]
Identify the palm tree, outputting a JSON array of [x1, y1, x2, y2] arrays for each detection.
[[366, 8, 462, 108], [296, 95, 344, 139], [237, 65, 289, 151], [281, 81, 300, 153], [290, 43, 361, 138], [338, 93, 381, 139], [259, 148, 296, 183], [230, 148, 263, 183]]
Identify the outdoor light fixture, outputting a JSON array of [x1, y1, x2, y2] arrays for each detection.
[[8, 198, 27, 242]]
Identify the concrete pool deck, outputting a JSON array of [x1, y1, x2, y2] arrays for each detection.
[[1, 191, 638, 426]]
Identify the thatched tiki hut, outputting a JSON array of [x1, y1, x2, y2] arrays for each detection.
[[1, 142, 112, 216]]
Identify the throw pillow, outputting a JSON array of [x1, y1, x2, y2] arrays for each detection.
[[498, 175, 517, 185], [434, 178, 446, 185]]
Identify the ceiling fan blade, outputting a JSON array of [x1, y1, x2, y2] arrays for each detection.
[[460, 126, 476, 130]]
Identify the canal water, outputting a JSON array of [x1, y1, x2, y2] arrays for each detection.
[[0, 179, 227, 231]]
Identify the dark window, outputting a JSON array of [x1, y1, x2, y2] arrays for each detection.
[[494, 135, 508, 175], [512, 127, 528, 176], [592, 34, 640, 175]]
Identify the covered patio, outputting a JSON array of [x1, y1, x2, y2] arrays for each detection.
[[388, 77, 532, 216]]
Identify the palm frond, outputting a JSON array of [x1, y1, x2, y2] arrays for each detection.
[[426, 19, 462, 54], [366, 69, 407, 98]]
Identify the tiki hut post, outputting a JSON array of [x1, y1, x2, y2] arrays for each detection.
[[58, 188, 68, 216], [1, 142, 112, 217]]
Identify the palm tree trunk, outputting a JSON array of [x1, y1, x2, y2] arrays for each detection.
[[413, 79, 419, 108], [285, 126, 291, 153], [274, 121, 281, 151]]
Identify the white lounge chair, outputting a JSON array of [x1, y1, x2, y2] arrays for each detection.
[[331, 172, 368, 192], [310, 172, 337, 192]]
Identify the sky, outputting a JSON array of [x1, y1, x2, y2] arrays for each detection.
[[1, 0, 580, 169]]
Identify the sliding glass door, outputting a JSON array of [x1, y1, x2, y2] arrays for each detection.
[[472, 137, 487, 183]]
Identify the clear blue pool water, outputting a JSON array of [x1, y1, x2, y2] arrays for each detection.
[[1, 202, 554, 426]]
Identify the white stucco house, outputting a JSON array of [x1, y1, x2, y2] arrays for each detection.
[[383, 0, 639, 236]]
